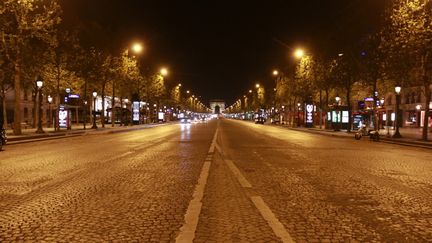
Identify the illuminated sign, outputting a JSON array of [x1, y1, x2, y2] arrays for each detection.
[[364, 97, 374, 102], [305, 103, 314, 127], [58, 105, 68, 128], [342, 111, 349, 123], [132, 101, 140, 122], [158, 112, 165, 121], [68, 94, 80, 99], [332, 111, 340, 122]]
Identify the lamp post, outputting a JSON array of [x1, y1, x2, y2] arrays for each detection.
[[91, 91, 98, 129], [297, 102, 301, 127], [393, 85, 402, 138], [35, 78, 44, 134], [47, 95, 53, 128], [335, 96, 341, 131]]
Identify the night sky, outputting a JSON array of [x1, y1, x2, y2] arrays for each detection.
[[61, 0, 388, 105]]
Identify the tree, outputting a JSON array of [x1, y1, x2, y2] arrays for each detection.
[[330, 53, 360, 132], [0, 49, 13, 129], [0, 0, 61, 134], [382, 0, 432, 140], [42, 30, 81, 131], [358, 34, 385, 130]]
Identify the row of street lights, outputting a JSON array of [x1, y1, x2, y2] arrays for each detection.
[[229, 46, 406, 139]]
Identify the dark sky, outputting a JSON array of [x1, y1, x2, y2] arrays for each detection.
[[61, 0, 388, 105]]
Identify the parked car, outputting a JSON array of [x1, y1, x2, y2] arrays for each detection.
[[270, 116, 280, 124], [255, 117, 266, 124]]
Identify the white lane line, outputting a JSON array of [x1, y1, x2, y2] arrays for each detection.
[[225, 159, 252, 188], [176, 161, 211, 243], [251, 196, 295, 243], [208, 128, 218, 153], [223, 158, 294, 242], [176, 127, 219, 243], [121, 151, 133, 156]]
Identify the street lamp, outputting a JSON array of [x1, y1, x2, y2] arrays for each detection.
[[393, 85, 402, 138], [35, 78, 44, 134], [132, 43, 143, 54], [47, 95, 53, 128], [334, 96, 341, 131], [272, 70, 279, 76], [297, 102, 301, 127], [294, 48, 305, 59], [92, 91, 98, 129], [160, 67, 168, 76], [255, 83, 260, 88]]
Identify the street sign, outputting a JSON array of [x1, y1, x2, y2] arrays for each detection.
[[58, 105, 69, 128], [305, 103, 314, 127], [132, 101, 140, 122]]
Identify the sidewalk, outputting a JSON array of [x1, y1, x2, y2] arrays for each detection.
[[4, 122, 174, 144], [277, 124, 432, 149]]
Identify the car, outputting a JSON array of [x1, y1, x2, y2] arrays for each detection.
[[255, 117, 266, 124], [180, 117, 192, 124], [270, 117, 280, 124]]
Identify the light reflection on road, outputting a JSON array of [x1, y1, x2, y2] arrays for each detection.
[[180, 124, 192, 141]]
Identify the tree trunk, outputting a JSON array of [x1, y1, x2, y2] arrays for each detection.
[[421, 52, 430, 141], [2, 92, 7, 129], [346, 85, 352, 133], [422, 83, 430, 141], [56, 64, 61, 131], [111, 82, 115, 127], [372, 80, 378, 130], [13, 59, 22, 135], [101, 83, 106, 128], [319, 90, 323, 129], [32, 89, 37, 128], [120, 97, 123, 126], [325, 89, 329, 108], [83, 79, 87, 130]]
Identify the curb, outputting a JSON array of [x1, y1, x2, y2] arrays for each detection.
[[5, 122, 175, 145], [279, 125, 432, 149], [236, 120, 432, 149]]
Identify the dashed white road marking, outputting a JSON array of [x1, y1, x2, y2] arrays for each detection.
[[225, 159, 252, 188], [208, 128, 218, 153], [251, 196, 295, 243], [222, 152, 294, 242], [176, 126, 219, 243]]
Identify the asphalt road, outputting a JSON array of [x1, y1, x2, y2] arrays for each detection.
[[0, 119, 431, 242]]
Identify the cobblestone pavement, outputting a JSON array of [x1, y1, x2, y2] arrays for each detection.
[[1, 119, 432, 242], [220, 119, 432, 242], [0, 123, 216, 242]]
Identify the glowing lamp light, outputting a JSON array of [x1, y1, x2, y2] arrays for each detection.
[[160, 68, 168, 76], [92, 91, 97, 98], [395, 85, 401, 94], [273, 70, 279, 76], [47, 95, 53, 103], [294, 48, 304, 59], [132, 43, 143, 53], [36, 80, 43, 89], [255, 84, 260, 88]]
